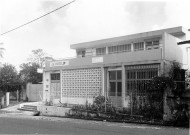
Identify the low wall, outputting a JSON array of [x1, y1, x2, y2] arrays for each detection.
[[40, 106, 71, 117]]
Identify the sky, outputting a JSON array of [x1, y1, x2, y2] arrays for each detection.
[[0, 0, 190, 71]]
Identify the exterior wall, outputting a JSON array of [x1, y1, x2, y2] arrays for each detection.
[[43, 71, 51, 102], [179, 44, 190, 70], [26, 83, 43, 102], [103, 49, 162, 64], [163, 32, 183, 63], [45, 49, 162, 71]]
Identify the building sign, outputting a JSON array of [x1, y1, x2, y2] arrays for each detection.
[[37, 68, 43, 73], [50, 61, 69, 67], [92, 57, 103, 63]]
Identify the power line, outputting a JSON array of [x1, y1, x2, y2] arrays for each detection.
[[1, 0, 76, 36]]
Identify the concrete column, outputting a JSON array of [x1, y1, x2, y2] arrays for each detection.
[[16, 90, 19, 102], [122, 65, 126, 107], [106, 46, 109, 55], [1, 96, 4, 106], [6, 92, 10, 106], [131, 43, 134, 52], [60, 70, 62, 103], [143, 41, 146, 50], [101, 67, 104, 96], [160, 61, 165, 75], [101, 67, 108, 96], [103, 68, 108, 97]]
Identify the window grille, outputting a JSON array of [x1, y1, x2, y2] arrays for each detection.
[[51, 73, 60, 81], [108, 44, 131, 54], [133, 42, 144, 51], [96, 47, 106, 56], [126, 64, 159, 96]]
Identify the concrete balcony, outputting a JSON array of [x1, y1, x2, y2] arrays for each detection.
[[45, 48, 162, 71]]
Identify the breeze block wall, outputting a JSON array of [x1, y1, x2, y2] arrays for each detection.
[[61, 67, 102, 104]]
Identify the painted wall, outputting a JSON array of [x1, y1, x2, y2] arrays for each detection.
[[43, 71, 50, 102], [40, 106, 71, 117], [26, 83, 43, 102], [45, 48, 162, 71], [103, 48, 162, 64], [163, 32, 183, 63], [179, 44, 190, 70], [61, 97, 94, 105]]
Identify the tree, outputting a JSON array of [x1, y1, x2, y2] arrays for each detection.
[[0, 63, 19, 93], [27, 49, 53, 67], [19, 62, 42, 84]]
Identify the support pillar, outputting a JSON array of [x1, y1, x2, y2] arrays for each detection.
[[101, 67, 105, 96], [6, 92, 10, 106], [122, 65, 126, 107], [17, 90, 19, 102], [1, 96, 4, 107], [101, 67, 107, 96]]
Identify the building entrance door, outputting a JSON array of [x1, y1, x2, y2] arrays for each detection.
[[108, 70, 122, 107], [50, 73, 61, 102]]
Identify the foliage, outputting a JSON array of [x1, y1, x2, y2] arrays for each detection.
[[146, 76, 173, 92], [0, 63, 20, 92], [19, 62, 42, 84], [144, 61, 189, 122], [27, 49, 53, 67], [94, 95, 106, 105]]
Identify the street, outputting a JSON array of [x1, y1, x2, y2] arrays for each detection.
[[0, 114, 189, 135]]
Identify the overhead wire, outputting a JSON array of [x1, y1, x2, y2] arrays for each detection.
[[1, 0, 76, 36]]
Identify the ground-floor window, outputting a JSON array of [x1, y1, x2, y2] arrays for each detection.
[[125, 64, 160, 115], [109, 70, 122, 96], [126, 67, 158, 96]]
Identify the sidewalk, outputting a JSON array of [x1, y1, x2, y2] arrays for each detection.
[[0, 101, 43, 114]]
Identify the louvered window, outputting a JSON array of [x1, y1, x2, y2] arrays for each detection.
[[96, 47, 106, 56], [133, 42, 144, 51]]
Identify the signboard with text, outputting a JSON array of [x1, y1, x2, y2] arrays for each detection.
[[92, 57, 103, 63], [50, 61, 69, 67]]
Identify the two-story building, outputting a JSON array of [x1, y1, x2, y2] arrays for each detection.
[[43, 26, 190, 110]]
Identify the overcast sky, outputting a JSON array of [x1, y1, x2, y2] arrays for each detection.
[[0, 0, 190, 70]]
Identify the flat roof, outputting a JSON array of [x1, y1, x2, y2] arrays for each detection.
[[70, 26, 187, 49], [178, 40, 190, 45]]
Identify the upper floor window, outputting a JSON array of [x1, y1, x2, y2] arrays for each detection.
[[108, 44, 131, 54], [96, 47, 106, 56], [118, 44, 131, 52], [133, 42, 144, 51], [77, 50, 86, 57], [108, 46, 117, 54], [51, 73, 60, 81], [145, 40, 159, 50]]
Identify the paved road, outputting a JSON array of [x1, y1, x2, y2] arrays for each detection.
[[0, 114, 189, 135]]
